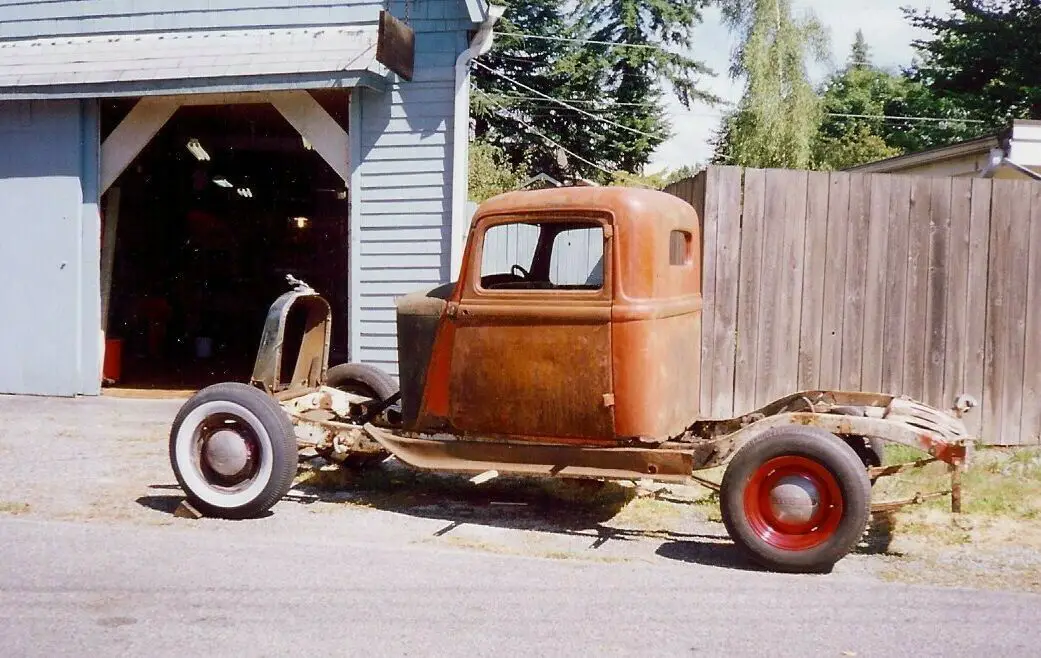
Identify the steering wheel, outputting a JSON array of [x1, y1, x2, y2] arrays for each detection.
[[510, 264, 530, 279]]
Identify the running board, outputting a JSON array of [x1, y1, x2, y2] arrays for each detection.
[[363, 424, 695, 483]]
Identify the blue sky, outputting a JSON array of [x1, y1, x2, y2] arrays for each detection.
[[647, 0, 953, 172]]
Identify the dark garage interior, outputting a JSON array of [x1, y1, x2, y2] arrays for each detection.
[[101, 99, 349, 391]]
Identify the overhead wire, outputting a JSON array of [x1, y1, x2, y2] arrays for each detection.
[[470, 87, 612, 174], [496, 31, 665, 51], [473, 60, 665, 140], [489, 92, 990, 124]]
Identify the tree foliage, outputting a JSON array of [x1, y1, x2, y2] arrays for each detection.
[[813, 34, 987, 170], [468, 139, 525, 203], [472, 0, 716, 183], [712, 0, 829, 169], [906, 0, 1041, 124]]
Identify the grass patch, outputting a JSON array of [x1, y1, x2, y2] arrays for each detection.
[[0, 501, 30, 515], [877, 445, 1041, 520]]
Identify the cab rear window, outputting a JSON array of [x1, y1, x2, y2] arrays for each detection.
[[480, 220, 604, 291]]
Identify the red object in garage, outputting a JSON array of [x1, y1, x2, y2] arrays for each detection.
[[103, 338, 123, 383]]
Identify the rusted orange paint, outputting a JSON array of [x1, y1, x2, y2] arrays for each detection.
[[417, 316, 456, 423], [412, 186, 703, 444]]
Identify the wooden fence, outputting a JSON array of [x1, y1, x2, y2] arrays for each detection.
[[665, 166, 1041, 445]]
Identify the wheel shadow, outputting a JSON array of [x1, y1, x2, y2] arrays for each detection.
[[134, 488, 274, 519]]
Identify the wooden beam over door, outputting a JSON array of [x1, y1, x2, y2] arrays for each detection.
[[100, 97, 179, 194], [269, 91, 350, 183]]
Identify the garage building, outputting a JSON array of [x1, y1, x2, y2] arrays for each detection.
[[0, 0, 500, 395]]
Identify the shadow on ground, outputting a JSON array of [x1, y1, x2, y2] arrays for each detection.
[[136, 460, 898, 571], [135, 490, 274, 519], [289, 460, 898, 570]]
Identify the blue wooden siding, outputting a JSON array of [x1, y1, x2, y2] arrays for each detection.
[[351, 12, 465, 374], [0, 1, 471, 38], [0, 0, 480, 388], [0, 100, 101, 396]]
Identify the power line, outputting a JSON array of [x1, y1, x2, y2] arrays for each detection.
[[496, 31, 664, 51], [473, 88, 615, 175], [473, 61, 665, 141], [823, 111, 987, 124], [490, 93, 991, 124]]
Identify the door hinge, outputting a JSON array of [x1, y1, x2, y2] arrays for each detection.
[[602, 393, 615, 408]]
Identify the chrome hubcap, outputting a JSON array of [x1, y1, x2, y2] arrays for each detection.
[[204, 429, 251, 478], [768, 476, 820, 525]]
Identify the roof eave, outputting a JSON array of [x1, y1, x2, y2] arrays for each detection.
[[463, 0, 491, 24], [844, 134, 1001, 174], [0, 71, 386, 101]]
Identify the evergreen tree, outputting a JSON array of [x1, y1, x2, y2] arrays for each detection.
[[713, 0, 829, 169], [907, 0, 1041, 124], [473, 1, 717, 183], [578, 0, 717, 173], [848, 29, 870, 70], [471, 1, 590, 180]]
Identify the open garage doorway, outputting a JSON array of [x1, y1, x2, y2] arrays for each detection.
[[101, 98, 349, 392]]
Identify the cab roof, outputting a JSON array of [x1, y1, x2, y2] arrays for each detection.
[[474, 186, 698, 231]]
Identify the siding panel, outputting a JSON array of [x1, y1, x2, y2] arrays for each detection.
[[0, 2, 473, 39], [0, 99, 101, 395], [351, 13, 466, 375]]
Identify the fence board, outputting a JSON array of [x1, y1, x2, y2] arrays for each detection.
[[711, 166, 744, 417], [841, 174, 871, 390], [882, 175, 912, 395], [798, 171, 830, 391], [984, 182, 1012, 442], [755, 169, 791, 406], [734, 169, 766, 413], [780, 170, 809, 396], [819, 173, 850, 390], [943, 178, 973, 411], [903, 177, 932, 400], [1023, 183, 1041, 445], [965, 178, 992, 438], [699, 168, 721, 414], [1003, 180, 1033, 444], [862, 175, 891, 392], [663, 166, 1037, 444], [925, 177, 952, 405]]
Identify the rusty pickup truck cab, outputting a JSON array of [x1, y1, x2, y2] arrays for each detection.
[[168, 187, 975, 573]]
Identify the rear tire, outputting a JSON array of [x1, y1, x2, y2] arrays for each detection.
[[324, 363, 397, 468], [169, 383, 298, 519], [325, 363, 398, 401], [720, 426, 871, 573]]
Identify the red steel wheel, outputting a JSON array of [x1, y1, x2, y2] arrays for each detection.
[[742, 455, 844, 551], [720, 426, 872, 573]]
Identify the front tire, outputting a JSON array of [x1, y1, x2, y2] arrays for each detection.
[[169, 383, 298, 519], [720, 426, 871, 573]]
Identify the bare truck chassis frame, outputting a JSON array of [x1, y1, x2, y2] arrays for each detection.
[[256, 283, 974, 515]]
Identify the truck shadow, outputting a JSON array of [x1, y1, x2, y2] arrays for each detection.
[[288, 461, 900, 570]]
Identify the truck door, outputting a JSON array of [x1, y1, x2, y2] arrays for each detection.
[[447, 216, 615, 441]]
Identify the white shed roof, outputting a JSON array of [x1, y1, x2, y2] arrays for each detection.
[[0, 25, 383, 98]]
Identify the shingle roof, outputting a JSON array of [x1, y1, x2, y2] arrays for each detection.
[[0, 25, 381, 95]]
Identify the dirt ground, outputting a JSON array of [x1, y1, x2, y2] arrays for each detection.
[[2, 393, 1040, 591]]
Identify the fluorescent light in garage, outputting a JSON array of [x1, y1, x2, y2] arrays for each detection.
[[186, 138, 210, 161]]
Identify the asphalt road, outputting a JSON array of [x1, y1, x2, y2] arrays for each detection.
[[2, 516, 1039, 658]]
